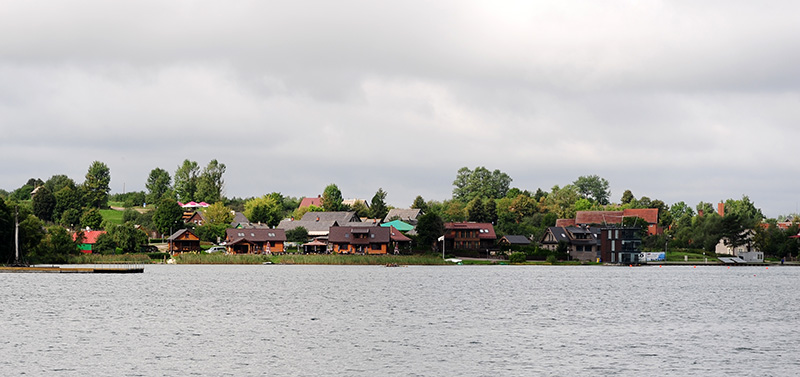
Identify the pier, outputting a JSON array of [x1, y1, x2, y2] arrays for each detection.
[[0, 265, 145, 274]]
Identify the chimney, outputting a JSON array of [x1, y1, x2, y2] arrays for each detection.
[[717, 202, 725, 217], [316, 216, 320, 222]]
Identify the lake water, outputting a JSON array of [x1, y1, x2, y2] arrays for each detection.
[[1, 264, 799, 376]]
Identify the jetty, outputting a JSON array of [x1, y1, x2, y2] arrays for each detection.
[[0, 265, 145, 274]]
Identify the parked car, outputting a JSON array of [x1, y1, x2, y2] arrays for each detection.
[[206, 246, 226, 253]]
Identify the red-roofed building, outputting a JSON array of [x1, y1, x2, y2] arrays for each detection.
[[73, 230, 107, 253], [299, 195, 323, 209], [444, 222, 497, 251], [563, 208, 662, 235]]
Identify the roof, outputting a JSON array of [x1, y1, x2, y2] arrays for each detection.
[[231, 211, 249, 225], [381, 219, 415, 232], [328, 226, 391, 244], [278, 219, 339, 235], [384, 208, 422, 223], [444, 222, 496, 239], [499, 235, 531, 245], [300, 211, 360, 223], [388, 226, 412, 242], [73, 230, 106, 244], [168, 229, 199, 241], [555, 219, 576, 227], [342, 198, 369, 208], [225, 228, 286, 243], [299, 196, 323, 208], [574, 209, 659, 225]]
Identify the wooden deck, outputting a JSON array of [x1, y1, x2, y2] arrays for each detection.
[[0, 266, 145, 273]]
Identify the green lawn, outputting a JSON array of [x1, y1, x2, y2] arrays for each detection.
[[100, 208, 125, 226]]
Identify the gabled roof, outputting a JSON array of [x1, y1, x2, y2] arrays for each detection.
[[342, 198, 369, 208], [226, 228, 286, 243], [278, 219, 339, 235], [388, 226, 412, 242], [231, 211, 249, 226], [300, 211, 360, 223], [168, 229, 199, 241], [384, 208, 422, 223], [299, 196, 323, 208], [499, 235, 531, 245], [328, 226, 391, 244], [444, 222, 496, 239], [73, 230, 106, 244], [574, 209, 659, 225], [622, 208, 659, 224]]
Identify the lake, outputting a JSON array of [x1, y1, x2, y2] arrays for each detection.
[[1, 264, 799, 376]]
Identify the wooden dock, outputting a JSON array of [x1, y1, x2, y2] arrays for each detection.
[[0, 266, 144, 274]]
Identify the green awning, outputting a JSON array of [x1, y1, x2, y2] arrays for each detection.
[[380, 219, 414, 232]]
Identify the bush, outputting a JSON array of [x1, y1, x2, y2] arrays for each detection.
[[147, 252, 170, 260], [509, 252, 526, 263], [546, 254, 558, 264]]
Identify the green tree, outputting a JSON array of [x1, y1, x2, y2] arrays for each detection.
[[84, 161, 111, 208], [573, 175, 611, 205], [28, 226, 79, 263], [724, 195, 764, 228], [32, 186, 56, 222], [53, 185, 83, 221], [93, 233, 118, 254], [146, 167, 172, 204], [205, 202, 234, 226], [0, 199, 13, 261], [196, 159, 226, 203], [152, 198, 184, 235], [544, 185, 580, 219], [322, 184, 343, 212], [244, 195, 283, 227], [452, 166, 512, 202], [44, 175, 76, 194], [620, 189, 634, 205], [81, 208, 103, 230], [59, 208, 81, 228], [415, 212, 444, 252], [467, 197, 486, 222], [350, 200, 370, 218], [411, 195, 429, 213], [369, 188, 389, 220], [107, 223, 148, 253], [174, 160, 199, 202], [286, 226, 309, 243]]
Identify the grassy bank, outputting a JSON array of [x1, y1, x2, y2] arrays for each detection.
[[169, 253, 449, 265], [68, 253, 152, 264]]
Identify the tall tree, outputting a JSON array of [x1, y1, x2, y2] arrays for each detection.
[[196, 159, 226, 203], [84, 161, 111, 208], [350, 200, 370, 218], [107, 223, 148, 253], [322, 184, 343, 212], [369, 188, 389, 220], [573, 175, 611, 205], [174, 160, 200, 202], [452, 166, 512, 202], [467, 197, 486, 222], [620, 190, 634, 205], [53, 185, 82, 221], [146, 167, 172, 204], [544, 185, 581, 219], [32, 186, 56, 222], [415, 212, 444, 252], [152, 198, 184, 235], [0, 198, 13, 261], [44, 175, 76, 194], [81, 208, 103, 230], [411, 195, 429, 213]]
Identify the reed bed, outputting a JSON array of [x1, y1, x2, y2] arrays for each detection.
[[68, 253, 152, 264]]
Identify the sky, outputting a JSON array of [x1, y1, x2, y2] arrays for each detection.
[[2, 0, 800, 218]]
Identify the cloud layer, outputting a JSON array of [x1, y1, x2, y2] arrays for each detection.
[[2, 1, 799, 217]]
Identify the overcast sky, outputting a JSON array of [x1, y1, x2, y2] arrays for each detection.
[[2, 1, 799, 217]]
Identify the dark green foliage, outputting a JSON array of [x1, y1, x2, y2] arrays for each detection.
[[195, 159, 226, 203], [174, 159, 200, 202], [286, 226, 309, 243], [59, 208, 81, 228], [152, 198, 184, 235], [44, 175, 76, 194], [194, 223, 227, 243], [122, 208, 140, 223], [54, 185, 83, 222], [81, 208, 103, 230], [0, 199, 13, 262], [369, 188, 389, 220], [27, 226, 79, 264], [32, 186, 56, 222], [84, 161, 111, 208], [411, 195, 428, 213], [106, 223, 148, 253], [146, 167, 172, 204], [93, 233, 118, 254], [415, 212, 444, 252]]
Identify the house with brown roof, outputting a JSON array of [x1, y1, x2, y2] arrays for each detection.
[[225, 228, 286, 254], [168, 229, 201, 253], [443, 222, 497, 251], [328, 226, 392, 254], [562, 209, 662, 235], [277, 211, 361, 238], [185, 211, 207, 227], [384, 208, 423, 225]]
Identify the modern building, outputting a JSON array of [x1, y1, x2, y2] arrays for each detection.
[[599, 227, 643, 264]]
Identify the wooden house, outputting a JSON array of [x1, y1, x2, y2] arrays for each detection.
[[443, 222, 497, 251], [225, 228, 286, 254], [168, 229, 201, 253], [328, 226, 391, 254]]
